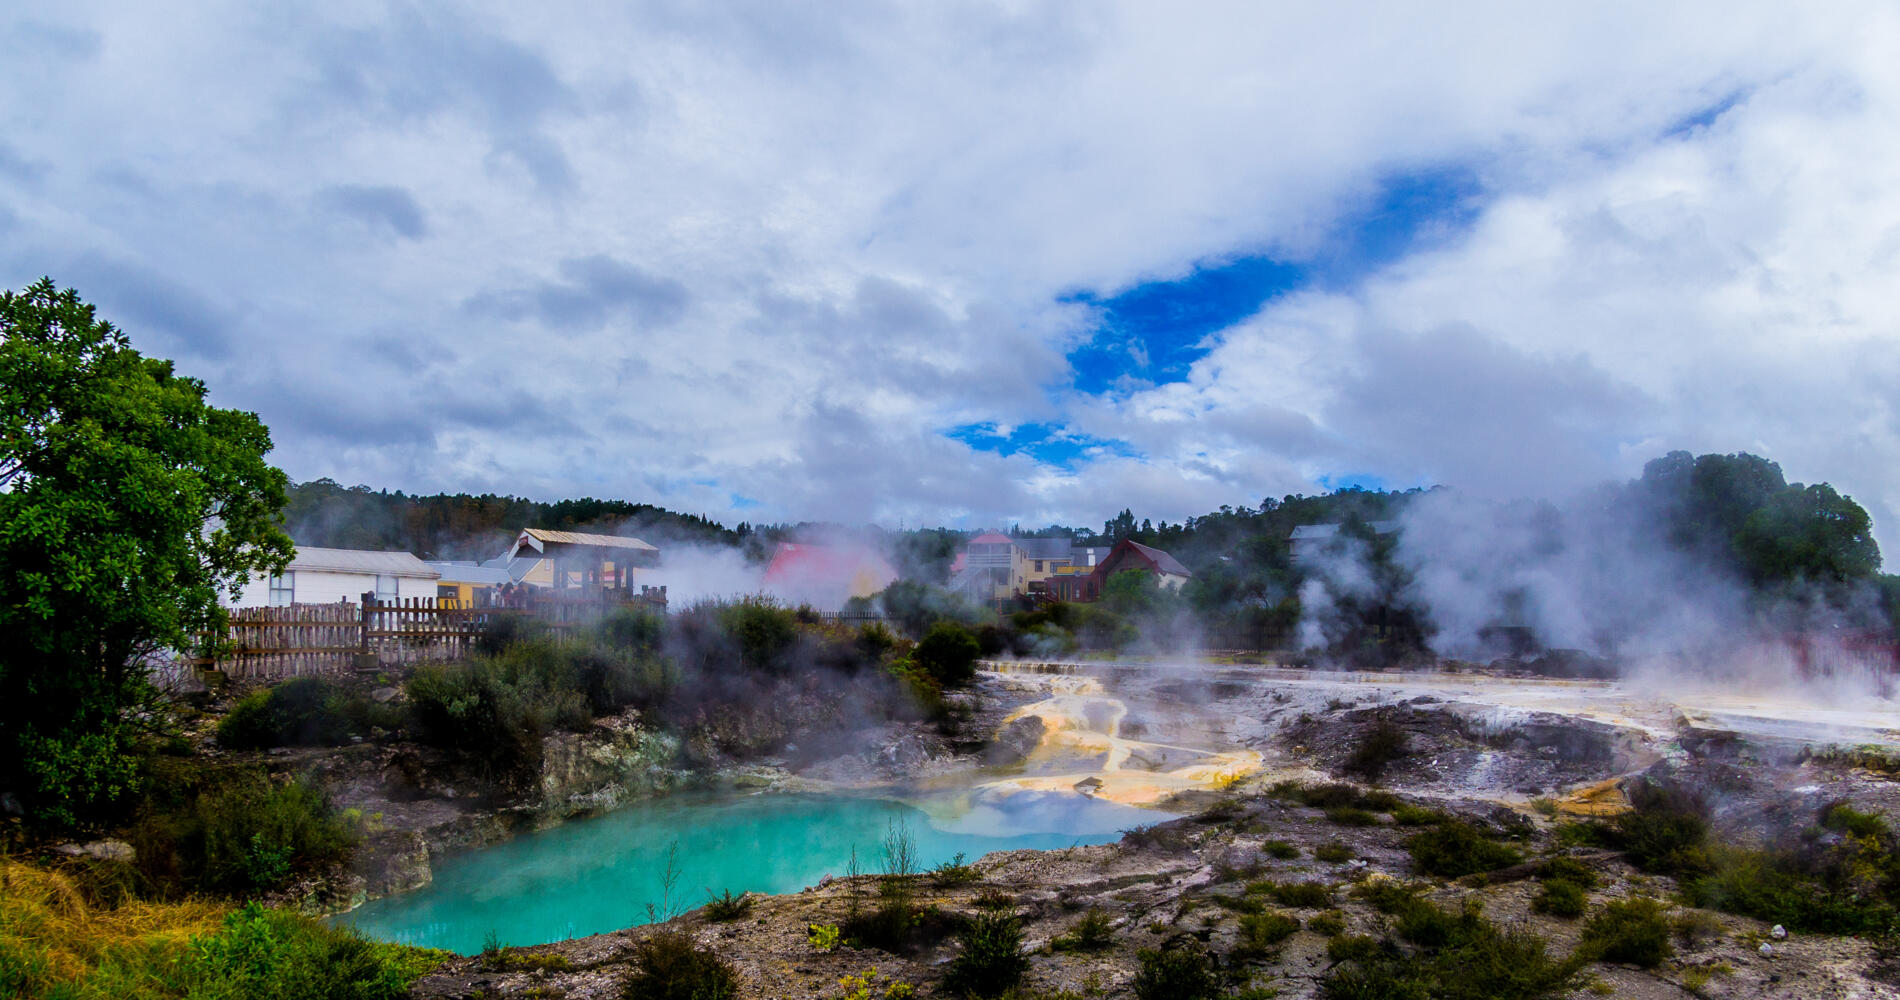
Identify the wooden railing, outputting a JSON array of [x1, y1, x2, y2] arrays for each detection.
[[191, 588, 668, 680]]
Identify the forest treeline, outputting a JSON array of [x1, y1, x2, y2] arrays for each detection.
[[287, 450, 1900, 659]]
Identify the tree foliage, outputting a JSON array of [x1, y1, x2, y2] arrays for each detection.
[[0, 279, 292, 826]]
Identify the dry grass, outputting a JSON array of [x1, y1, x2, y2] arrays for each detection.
[[0, 856, 230, 995]]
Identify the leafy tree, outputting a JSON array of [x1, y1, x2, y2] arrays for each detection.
[[1734, 482, 1880, 585], [0, 280, 292, 826], [914, 620, 981, 687]]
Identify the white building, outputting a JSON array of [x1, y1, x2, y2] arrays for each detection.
[[230, 547, 441, 607]]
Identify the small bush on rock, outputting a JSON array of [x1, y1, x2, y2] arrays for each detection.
[[1406, 821, 1522, 878], [1580, 898, 1673, 968], [940, 912, 1028, 999], [623, 929, 740, 1000], [1132, 941, 1221, 1000]]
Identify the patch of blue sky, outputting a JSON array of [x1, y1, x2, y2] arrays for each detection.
[[1661, 89, 1748, 139], [728, 493, 763, 510], [948, 421, 1138, 467], [1060, 163, 1486, 396]]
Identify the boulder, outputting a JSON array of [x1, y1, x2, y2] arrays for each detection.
[[982, 715, 1046, 767]]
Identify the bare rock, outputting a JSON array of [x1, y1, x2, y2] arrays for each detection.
[[982, 715, 1046, 766]]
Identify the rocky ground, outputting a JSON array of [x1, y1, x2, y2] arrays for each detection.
[[394, 660, 1900, 999]]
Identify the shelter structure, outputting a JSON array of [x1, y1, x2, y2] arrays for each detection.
[[505, 528, 660, 594]]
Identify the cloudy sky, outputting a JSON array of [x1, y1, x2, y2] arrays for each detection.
[[5, 3, 1899, 546]]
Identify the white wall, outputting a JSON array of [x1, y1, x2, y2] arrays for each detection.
[[226, 570, 438, 607]]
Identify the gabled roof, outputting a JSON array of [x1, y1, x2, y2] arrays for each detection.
[[481, 554, 545, 582], [1125, 540, 1192, 577], [287, 547, 438, 577], [967, 531, 1014, 545], [516, 528, 659, 552]]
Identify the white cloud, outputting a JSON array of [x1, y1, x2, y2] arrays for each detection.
[[2, 2, 1896, 549]]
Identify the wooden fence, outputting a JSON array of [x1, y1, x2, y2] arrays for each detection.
[[194, 588, 668, 680]]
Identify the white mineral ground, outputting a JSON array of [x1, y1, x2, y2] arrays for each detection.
[[911, 659, 1900, 826]]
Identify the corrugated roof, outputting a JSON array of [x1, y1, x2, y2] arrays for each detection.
[[427, 562, 514, 585], [518, 528, 659, 552], [288, 547, 439, 577]]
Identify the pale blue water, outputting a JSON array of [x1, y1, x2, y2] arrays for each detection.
[[338, 791, 1151, 953]]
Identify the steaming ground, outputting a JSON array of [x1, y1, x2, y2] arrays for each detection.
[[407, 656, 1900, 998], [956, 658, 1900, 818]]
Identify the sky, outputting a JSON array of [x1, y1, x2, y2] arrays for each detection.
[[4, 3, 1900, 550]]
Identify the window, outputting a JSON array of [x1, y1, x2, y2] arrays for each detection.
[[268, 571, 294, 607], [1034, 560, 1044, 572], [376, 574, 399, 604]]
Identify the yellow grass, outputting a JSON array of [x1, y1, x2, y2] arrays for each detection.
[[0, 856, 231, 995]]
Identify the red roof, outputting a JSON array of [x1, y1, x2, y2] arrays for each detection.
[[968, 531, 1013, 545], [762, 543, 899, 608]]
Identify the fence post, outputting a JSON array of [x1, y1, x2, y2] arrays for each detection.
[[355, 592, 378, 672]]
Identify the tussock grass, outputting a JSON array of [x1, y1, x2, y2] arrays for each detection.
[[0, 856, 228, 996], [0, 858, 442, 999]]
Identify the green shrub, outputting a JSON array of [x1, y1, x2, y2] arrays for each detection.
[[407, 642, 596, 779], [701, 889, 752, 922], [1405, 821, 1522, 878], [1254, 880, 1331, 908], [599, 606, 666, 652], [623, 929, 740, 1000], [932, 853, 980, 886], [856, 622, 899, 661], [133, 767, 356, 895], [1343, 714, 1409, 782], [1358, 790, 1402, 812], [1660, 798, 1900, 935], [1820, 801, 1887, 838], [1050, 909, 1114, 953], [1321, 896, 1581, 1000], [716, 599, 799, 674], [1132, 941, 1221, 1000], [1236, 911, 1300, 958], [1325, 933, 1384, 965], [1326, 807, 1379, 827], [914, 621, 981, 689], [1314, 842, 1354, 863], [1531, 880, 1587, 918], [1534, 856, 1598, 889], [940, 912, 1028, 998], [1608, 784, 1710, 875], [973, 888, 1015, 911], [1307, 910, 1348, 937], [216, 678, 364, 749], [1580, 897, 1672, 968], [1391, 804, 1448, 827], [841, 899, 916, 953], [1263, 840, 1300, 859], [1353, 879, 1423, 914]]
